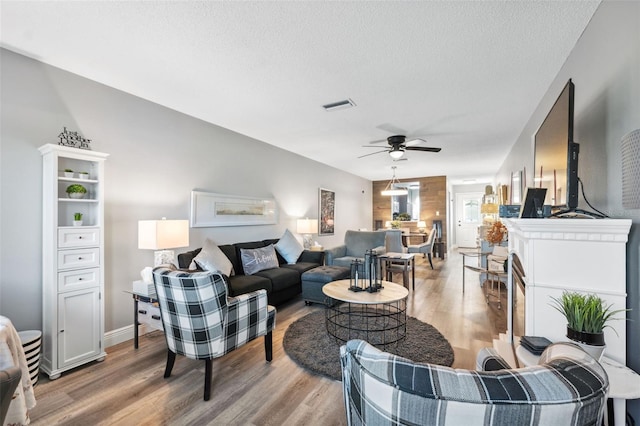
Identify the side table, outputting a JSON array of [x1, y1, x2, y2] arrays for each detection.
[[128, 292, 162, 349], [379, 252, 416, 290], [516, 344, 640, 426]]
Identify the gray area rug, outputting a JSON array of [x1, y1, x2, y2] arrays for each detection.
[[283, 309, 454, 381]]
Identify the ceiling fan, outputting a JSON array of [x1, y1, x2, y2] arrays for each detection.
[[358, 135, 441, 160]]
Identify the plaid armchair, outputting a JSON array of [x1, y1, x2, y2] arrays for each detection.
[[153, 267, 276, 401], [340, 340, 608, 426]]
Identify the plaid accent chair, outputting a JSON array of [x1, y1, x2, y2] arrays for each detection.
[[153, 267, 276, 401], [340, 340, 608, 426]]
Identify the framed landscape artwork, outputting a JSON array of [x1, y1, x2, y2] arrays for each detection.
[[190, 191, 277, 227], [319, 188, 335, 235]]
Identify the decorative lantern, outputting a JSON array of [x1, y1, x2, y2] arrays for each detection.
[[349, 259, 364, 292], [364, 249, 382, 293]]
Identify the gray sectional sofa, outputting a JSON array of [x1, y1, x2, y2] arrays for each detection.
[[177, 238, 324, 305]]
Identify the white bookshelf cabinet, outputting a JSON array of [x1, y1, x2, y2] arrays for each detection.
[[39, 144, 109, 379]]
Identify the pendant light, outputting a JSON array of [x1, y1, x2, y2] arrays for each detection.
[[381, 166, 408, 196]]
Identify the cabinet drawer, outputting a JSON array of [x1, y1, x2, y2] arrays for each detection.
[[137, 301, 163, 332], [58, 227, 100, 248], [58, 268, 100, 292], [58, 248, 100, 270]]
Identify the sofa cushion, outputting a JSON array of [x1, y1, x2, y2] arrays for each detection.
[[240, 245, 279, 275], [191, 238, 234, 276], [227, 274, 272, 297], [254, 267, 300, 292], [274, 229, 304, 264], [281, 262, 322, 275]]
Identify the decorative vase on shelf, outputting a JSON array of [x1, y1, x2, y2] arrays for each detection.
[[64, 171, 74, 178], [73, 220, 83, 227], [78, 172, 89, 180]]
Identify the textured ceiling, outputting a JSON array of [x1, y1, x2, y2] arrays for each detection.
[[0, 1, 600, 183]]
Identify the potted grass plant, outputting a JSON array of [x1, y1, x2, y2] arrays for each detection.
[[66, 184, 87, 199], [550, 291, 627, 360], [64, 168, 74, 178], [73, 212, 83, 226]]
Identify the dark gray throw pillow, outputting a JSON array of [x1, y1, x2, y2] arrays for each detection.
[[240, 244, 279, 275]]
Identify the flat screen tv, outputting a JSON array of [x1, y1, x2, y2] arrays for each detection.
[[534, 79, 579, 212]]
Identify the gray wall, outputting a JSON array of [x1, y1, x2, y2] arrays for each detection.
[[0, 48, 372, 335], [495, 1, 640, 420]]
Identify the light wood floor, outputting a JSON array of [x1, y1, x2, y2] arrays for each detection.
[[29, 250, 507, 425]]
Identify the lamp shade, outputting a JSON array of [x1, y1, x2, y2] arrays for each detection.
[[417, 221, 427, 229], [296, 218, 318, 234], [138, 219, 189, 250]]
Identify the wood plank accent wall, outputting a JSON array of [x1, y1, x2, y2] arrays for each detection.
[[372, 175, 447, 244]]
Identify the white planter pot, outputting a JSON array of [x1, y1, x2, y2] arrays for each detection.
[[68, 193, 85, 199], [574, 341, 606, 361], [78, 173, 89, 179], [64, 172, 74, 178], [73, 220, 83, 226]]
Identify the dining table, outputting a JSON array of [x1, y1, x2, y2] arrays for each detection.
[[0, 315, 36, 425]]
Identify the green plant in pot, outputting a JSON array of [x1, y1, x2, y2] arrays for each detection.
[[396, 212, 411, 221], [550, 291, 627, 360], [66, 184, 87, 199], [73, 212, 83, 226]]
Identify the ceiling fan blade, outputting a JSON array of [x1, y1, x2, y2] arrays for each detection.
[[357, 149, 388, 158], [361, 145, 387, 148], [405, 138, 426, 147], [365, 139, 388, 145], [405, 146, 441, 153]]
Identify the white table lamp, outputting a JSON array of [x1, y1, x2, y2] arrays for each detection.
[[417, 221, 427, 233], [138, 219, 189, 266], [296, 218, 318, 249]]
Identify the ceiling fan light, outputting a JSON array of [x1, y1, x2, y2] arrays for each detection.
[[381, 188, 409, 196], [381, 166, 408, 196], [389, 149, 404, 159]]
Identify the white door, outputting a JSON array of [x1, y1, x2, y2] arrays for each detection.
[[455, 192, 483, 248], [58, 287, 101, 368]]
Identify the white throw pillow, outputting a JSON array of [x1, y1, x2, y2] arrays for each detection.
[[275, 229, 304, 264], [192, 238, 234, 276], [240, 245, 279, 275]]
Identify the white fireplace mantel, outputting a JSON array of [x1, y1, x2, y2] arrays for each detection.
[[503, 218, 632, 364]]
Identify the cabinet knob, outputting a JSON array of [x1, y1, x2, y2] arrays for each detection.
[[78, 278, 83, 281], [60, 330, 64, 333], [138, 310, 147, 314], [78, 236, 83, 239], [78, 257, 83, 260], [152, 315, 161, 320]]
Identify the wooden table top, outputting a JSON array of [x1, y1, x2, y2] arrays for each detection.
[[322, 279, 408, 305]]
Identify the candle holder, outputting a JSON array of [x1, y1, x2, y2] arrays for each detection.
[[364, 249, 382, 293], [349, 259, 364, 292]]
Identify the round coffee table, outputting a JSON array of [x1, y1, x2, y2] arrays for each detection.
[[322, 279, 409, 349]]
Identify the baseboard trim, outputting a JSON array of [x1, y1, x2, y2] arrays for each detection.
[[104, 324, 160, 348], [104, 325, 134, 348]]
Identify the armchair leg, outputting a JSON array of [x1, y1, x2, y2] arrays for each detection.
[[204, 359, 213, 401], [427, 253, 434, 269], [264, 331, 273, 362], [164, 349, 176, 378]]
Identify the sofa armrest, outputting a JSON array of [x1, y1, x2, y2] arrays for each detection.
[[325, 245, 347, 265], [298, 249, 324, 264], [476, 347, 511, 371]]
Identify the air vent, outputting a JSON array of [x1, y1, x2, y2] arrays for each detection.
[[322, 98, 356, 111]]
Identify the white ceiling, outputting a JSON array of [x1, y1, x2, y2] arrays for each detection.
[[0, 1, 600, 183]]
